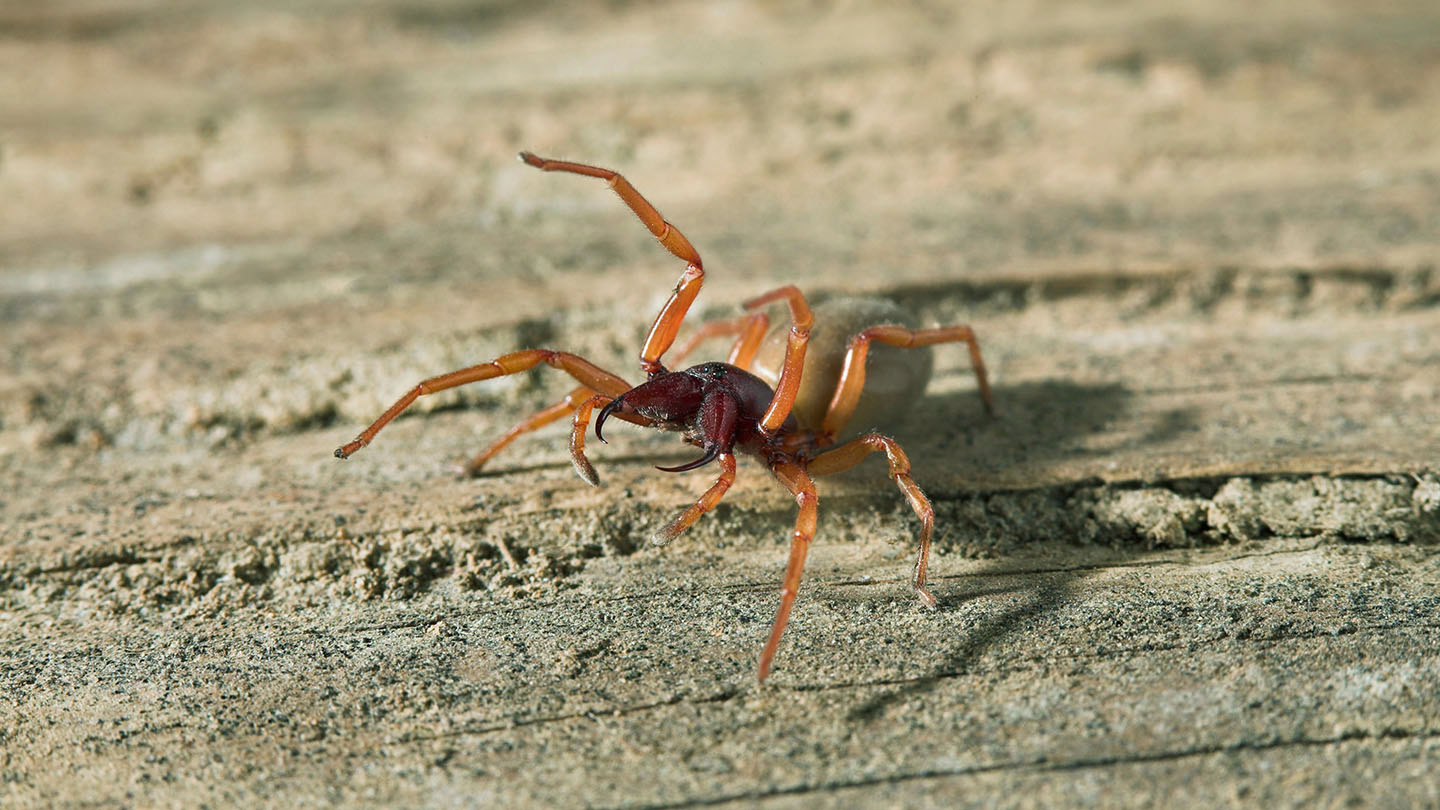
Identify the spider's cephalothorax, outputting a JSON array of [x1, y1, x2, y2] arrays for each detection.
[[596, 362, 797, 472], [334, 152, 993, 680]]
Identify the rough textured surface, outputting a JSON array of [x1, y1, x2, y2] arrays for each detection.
[[2, 1, 1439, 807]]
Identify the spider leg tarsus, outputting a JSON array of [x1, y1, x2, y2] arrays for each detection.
[[454, 459, 498, 479], [572, 454, 601, 488], [916, 583, 939, 610]]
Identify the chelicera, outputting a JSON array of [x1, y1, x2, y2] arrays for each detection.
[[335, 153, 994, 680]]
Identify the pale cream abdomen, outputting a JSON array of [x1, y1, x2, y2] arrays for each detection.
[[750, 297, 933, 435]]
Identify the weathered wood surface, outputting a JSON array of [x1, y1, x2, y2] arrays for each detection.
[[2, 1, 1438, 807]]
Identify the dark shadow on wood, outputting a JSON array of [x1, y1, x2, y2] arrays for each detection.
[[845, 565, 1087, 722]]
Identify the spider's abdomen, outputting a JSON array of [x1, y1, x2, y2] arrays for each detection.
[[751, 297, 933, 433]]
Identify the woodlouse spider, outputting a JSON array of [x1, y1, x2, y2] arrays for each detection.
[[335, 152, 994, 680]]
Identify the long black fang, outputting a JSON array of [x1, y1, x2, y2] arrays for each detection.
[[595, 397, 623, 444], [655, 444, 720, 473]]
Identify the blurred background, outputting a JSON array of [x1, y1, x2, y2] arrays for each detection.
[[3, 0, 1437, 465], [4, 0, 1438, 465]]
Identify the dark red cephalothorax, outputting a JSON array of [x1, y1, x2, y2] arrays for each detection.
[[595, 361, 796, 471], [335, 153, 993, 680]]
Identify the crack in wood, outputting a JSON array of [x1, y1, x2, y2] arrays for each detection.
[[599, 726, 1440, 810]]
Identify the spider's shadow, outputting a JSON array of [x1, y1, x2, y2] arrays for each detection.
[[824, 378, 1194, 720], [820, 377, 1186, 497], [843, 566, 1084, 723], [887, 378, 1143, 478]]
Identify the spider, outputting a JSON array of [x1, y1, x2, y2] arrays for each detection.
[[335, 152, 994, 680]]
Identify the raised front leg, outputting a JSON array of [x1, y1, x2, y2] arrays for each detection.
[[519, 152, 705, 375]]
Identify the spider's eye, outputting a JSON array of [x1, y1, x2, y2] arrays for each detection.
[[688, 362, 728, 380]]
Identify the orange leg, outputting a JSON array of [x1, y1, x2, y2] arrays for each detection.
[[520, 152, 704, 374], [568, 393, 658, 486], [820, 324, 993, 440], [573, 393, 734, 531], [461, 385, 592, 476], [568, 394, 606, 486], [758, 459, 820, 681], [741, 285, 814, 436], [669, 312, 771, 369], [335, 349, 631, 460], [807, 433, 939, 608], [653, 452, 738, 545]]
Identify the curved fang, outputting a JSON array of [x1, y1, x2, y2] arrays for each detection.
[[595, 397, 623, 444], [655, 444, 720, 473]]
